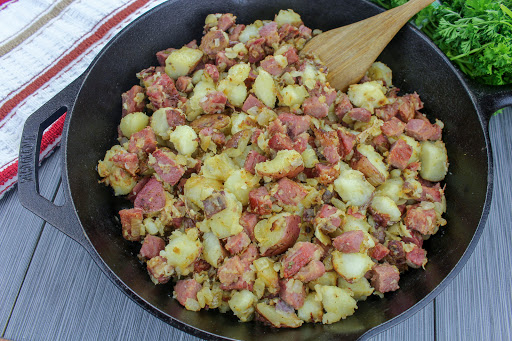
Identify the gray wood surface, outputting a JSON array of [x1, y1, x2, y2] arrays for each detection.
[[0, 108, 510, 340]]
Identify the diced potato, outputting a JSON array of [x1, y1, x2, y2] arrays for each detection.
[[227, 63, 251, 83], [150, 108, 171, 138], [256, 107, 277, 126], [169, 125, 198, 156], [301, 145, 319, 168], [420, 141, 448, 181], [255, 302, 303, 328], [119, 112, 149, 138], [347, 81, 388, 113], [161, 228, 202, 276], [184, 175, 223, 209], [253, 257, 279, 293], [225, 43, 248, 59], [204, 13, 218, 26], [342, 215, 371, 233], [366, 62, 392, 87], [275, 9, 302, 28], [279, 84, 309, 107], [376, 177, 404, 203], [187, 79, 216, 120], [255, 149, 304, 180], [165, 47, 204, 79], [398, 135, 421, 164], [239, 23, 261, 43], [297, 293, 323, 323], [217, 79, 248, 107], [202, 232, 226, 268], [230, 112, 254, 135], [337, 277, 374, 301], [208, 191, 244, 239], [332, 251, 374, 283], [224, 169, 261, 205], [229, 290, 257, 322], [314, 285, 357, 324], [97, 145, 125, 177], [143, 217, 164, 236], [370, 195, 402, 223], [308, 271, 338, 290], [301, 63, 325, 90], [108, 167, 137, 196], [197, 283, 223, 310], [253, 69, 277, 108], [254, 213, 299, 256], [357, 144, 389, 182], [333, 168, 375, 206], [202, 153, 239, 181]]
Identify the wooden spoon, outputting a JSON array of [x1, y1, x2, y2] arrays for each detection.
[[302, 0, 434, 91]]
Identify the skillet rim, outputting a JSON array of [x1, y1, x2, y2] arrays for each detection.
[[59, 0, 495, 339]]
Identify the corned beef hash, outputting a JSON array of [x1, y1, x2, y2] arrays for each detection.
[[98, 9, 449, 328]]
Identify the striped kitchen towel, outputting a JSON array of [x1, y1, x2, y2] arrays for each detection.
[[0, 0, 168, 199]]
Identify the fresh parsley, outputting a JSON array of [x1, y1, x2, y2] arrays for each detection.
[[370, 0, 512, 85]]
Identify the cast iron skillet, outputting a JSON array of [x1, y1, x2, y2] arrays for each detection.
[[18, 0, 512, 340]]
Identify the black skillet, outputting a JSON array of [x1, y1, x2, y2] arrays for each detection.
[[17, 0, 512, 340]]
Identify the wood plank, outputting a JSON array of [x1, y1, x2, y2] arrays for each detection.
[[0, 149, 63, 334], [3, 186, 201, 341], [435, 108, 512, 340], [370, 303, 434, 341]]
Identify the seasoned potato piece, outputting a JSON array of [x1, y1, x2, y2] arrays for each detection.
[[314, 285, 357, 324], [187, 79, 216, 120], [255, 149, 304, 180], [202, 153, 239, 181], [297, 292, 323, 323], [239, 23, 261, 43], [420, 141, 448, 181], [301, 145, 319, 168], [398, 135, 422, 164], [165, 46, 204, 79], [338, 277, 374, 301], [347, 81, 388, 113], [332, 251, 374, 283], [253, 257, 279, 293], [202, 232, 226, 268], [97, 145, 137, 195], [253, 69, 277, 108], [301, 63, 326, 90], [308, 271, 339, 290], [371, 195, 402, 223], [224, 169, 261, 205], [184, 175, 223, 209], [161, 228, 202, 276], [226, 63, 251, 84], [229, 290, 257, 322], [279, 84, 309, 107], [150, 108, 171, 138], [376, 177, 404, 203], [169, 125, 198, 155], [208, 191, 244, 239], [334, 168, 375, 207], [254, 213, 300, 256], [342, 215, 371, 233], [274, 9, 302, 27], [120, 112, 149, 138], [256, 302, 303, 328], [366, 62, 392, 87], [355, 144, 389, 186]]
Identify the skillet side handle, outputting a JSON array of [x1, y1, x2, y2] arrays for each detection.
[[18, 74, 90, 249], [468, 80, 512, 122]]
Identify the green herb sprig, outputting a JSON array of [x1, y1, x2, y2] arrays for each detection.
[[371, 0, 512, 85]]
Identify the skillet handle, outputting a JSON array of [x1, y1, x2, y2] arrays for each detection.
[[468, 79, 512, 122], [18, 74, 91, 249]]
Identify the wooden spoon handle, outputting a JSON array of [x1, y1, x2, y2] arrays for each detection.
[[303, 0, 434, 91]]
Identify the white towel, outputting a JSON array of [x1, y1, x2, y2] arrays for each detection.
[[0, 0, 167, 199]]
